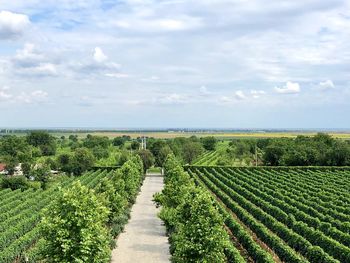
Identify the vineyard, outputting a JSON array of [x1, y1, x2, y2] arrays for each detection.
[[0, 170, 113, 262], [187, 166, 350, 263]]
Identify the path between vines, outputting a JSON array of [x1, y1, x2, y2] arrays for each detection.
[[111, 173, 170, 263]]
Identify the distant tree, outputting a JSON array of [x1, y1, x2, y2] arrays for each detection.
[[3, 156, 18, 175], [157, 145, 173, 167], [83, 135, 110, 149], [21, 162, 32, 178], [0, 136, 31, 161], [112, 137, 126, 147], [263, 144, 285, 166], [131, 141, 140, 150], [1, 176, 29, 190], [31, 165, 51, 189], [41, 181, 110, 262], [92, 146, 110, 159], [68, 134, 78, 142], [137, 149, 155, 172], [27, 131, 57, 156], [201, 136, 217, 151], [182, 141, 204, 164], [71, 148, 95, 175], [117, 151, 130, 166], [57, 153, 72, 173]]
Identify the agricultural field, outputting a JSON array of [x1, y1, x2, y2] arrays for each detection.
[[187, 166, 350, 263], [0, 170, 112, 262]]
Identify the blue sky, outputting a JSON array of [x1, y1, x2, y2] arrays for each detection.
[[0, 0, 349, 129]]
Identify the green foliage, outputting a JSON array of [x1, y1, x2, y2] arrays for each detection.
[[130, 140, 140, 150], [261, 133, 350, 166], [182, 141, 204, 164], [41, 181, 111, 263], [112, 136, 130, 147], [30, 165, 51, 189], [83, 135, 110, 149], [27, 131, 57, 156], [57, 148, 95, 175], [172, 189, 229, 263], [92, 146, 110, 160], [0, 176, 29, 190], [137, 149, 154, 172], [155, 155, 241, 262], [201, 136, 217, 151]]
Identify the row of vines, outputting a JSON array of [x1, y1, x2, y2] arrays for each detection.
[[187, 166, 350, 263], [0, 156, 144, 262]]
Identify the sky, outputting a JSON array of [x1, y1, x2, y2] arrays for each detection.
[[0, 0, 349, 129]]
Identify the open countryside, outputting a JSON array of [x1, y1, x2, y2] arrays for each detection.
[[1, 0, 350, 262]]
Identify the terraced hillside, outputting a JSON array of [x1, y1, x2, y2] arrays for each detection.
[[187, 166, 350, 263]]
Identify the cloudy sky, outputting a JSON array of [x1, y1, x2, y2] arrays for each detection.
[[0, 0, 349, 129]]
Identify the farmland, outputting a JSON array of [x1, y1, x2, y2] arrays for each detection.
[[0, 170, 112, 262], [187, 166, 350, 263]]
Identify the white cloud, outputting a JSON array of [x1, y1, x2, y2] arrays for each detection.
[[251, 90, 266, 98], [199, 85, 210, 95], [219, 96, 232, 103], [0, 86, 13, 101], [104, 73, 129, 78], [234, 90, 246, 100], [11, 43, 58, 77], [156, 93, 187, 105], [275, 81, 300, 94], [17, 90, 48, 104], [319, 79, 335, 90], [71, 47, 120, 77], [93, 47, 108, 63], [0, 11, 30, 39]]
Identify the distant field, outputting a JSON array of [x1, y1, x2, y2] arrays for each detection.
[[54, 131, 350, 139], [2, 130, 350, 139]]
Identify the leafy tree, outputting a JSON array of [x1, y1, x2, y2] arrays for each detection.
[[68, 134, 78, 142], [1, 176, 29, 190], [31, 165, 51, 189], [201, 136, 217, 151], [71, 148, 95, 175], [130, 140, 140, 150], [263, 143, 286, 166], [92, 146, 110, 160], [157, 145, 173, 167], [172, 189, 229, 263], [137, 149, 155, 172], [112, 137, 127, 147], [117, 150, 129, 166], [41, 181, 110, 263], [83, 135, 110, 149], [57, 153, 73, 174], [21, 162, 32, 178], [27, 131, 57, 156], [182, 141, 204, 164], [2, 155, 18, 175], [0, 135, 31, 162]]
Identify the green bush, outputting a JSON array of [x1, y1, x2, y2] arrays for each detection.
[[41, 181, 111, 263]]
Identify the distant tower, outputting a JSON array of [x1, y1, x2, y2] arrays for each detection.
[[140, 136, 147, 150]]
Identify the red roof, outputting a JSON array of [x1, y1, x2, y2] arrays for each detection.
[[0, 163, 6, 171]]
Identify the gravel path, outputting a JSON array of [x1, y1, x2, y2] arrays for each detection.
[[111, 174, 170, 263]]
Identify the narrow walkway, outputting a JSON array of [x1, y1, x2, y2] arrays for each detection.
[[111, 173, 170, 263]]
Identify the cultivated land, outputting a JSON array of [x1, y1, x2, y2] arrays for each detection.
[[3, 130, 350, 139], [0, 170, 113, 262], [188, 166, 350, 263], [111, 173, 170, 263]]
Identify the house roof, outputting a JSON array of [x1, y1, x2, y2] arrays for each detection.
[[0, 163, 6, 171]]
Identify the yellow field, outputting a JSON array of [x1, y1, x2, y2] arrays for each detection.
[[51, 131, 350, 140]]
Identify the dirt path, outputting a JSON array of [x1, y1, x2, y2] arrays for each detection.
[[111, 174, 170, 263]]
